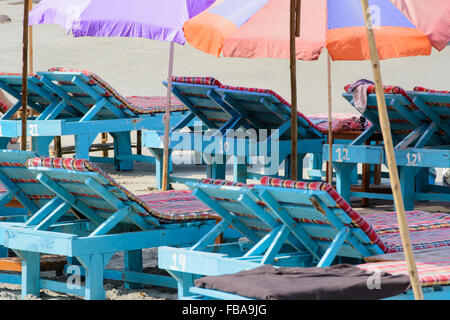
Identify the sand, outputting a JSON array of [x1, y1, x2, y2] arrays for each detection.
[[0, 0, 448, 300]]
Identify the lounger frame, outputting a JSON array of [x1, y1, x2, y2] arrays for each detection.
[[325, 91, 450, 210], [158, 181, 385, 299], [144, 80, 326, 189], [0, 151, 216, 299], [0, 72, 193, 171]]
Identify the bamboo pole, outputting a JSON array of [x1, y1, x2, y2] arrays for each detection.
[[21, 0, 30, 151], [360, 0, 423, 300], [162, 42, 175, 191], [326, 51, 333, 185], [27, 0, 33, 75], [289, 0, 300, 180]]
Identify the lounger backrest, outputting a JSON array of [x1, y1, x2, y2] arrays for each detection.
[[25, 157, 217, 228], [0, 150, 53, 213], [25, 156, 166, 228], [343, 84, 444, 146], [188, 177, 387, 261], [42, 68, 189, 118], [0, 73, 57, 114], [215, 85, 323, 139], [38, 68, 136, 119], [407, 87, 450, 144], [186, 179, 303, 251], [167, 76, 231, 130]]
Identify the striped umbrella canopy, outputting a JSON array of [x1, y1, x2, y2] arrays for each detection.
[[184, 0, 450, 182], [184, 0, 450, 60]]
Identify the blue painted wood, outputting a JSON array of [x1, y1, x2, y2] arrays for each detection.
[[317, 227, 349, 267], [0, 152, 221, 299], [158, 180, 391, 298], [19, 250, 41, 298], [324, 143, 450, 208], [0, 72, 197, 172], [190, 287, 252, 300]]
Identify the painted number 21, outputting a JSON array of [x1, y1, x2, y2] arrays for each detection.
[[28, 124, 38, 136]]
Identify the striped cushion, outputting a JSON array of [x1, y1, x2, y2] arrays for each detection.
[[363, 211, 450, 235], [172, 76, 222, 87], [125, 96, 186, 113], [219, 84, 321, 132], [25, 157, 216, 222], [197, 178, 251, 188], [380, 228, 450, 253], [260, 176, 450, 254], [0, 99, 8, 113], [48, 68, 187, 115], [138, 190, 217, 221], [412, 87, 450, 108], [413, 86, 450, 94], [358, 260, 450, 287], [307, 113, 368, 133], [260, 176, 389, 253]]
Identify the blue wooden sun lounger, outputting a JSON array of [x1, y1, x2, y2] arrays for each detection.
[[324, 84, 450, 210], [0, 151, 222, 300], [143, 76, 328, 189], [0, 70, 194, 171], [158, 176, 450, 299]]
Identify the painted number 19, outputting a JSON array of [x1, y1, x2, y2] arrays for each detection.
[[169, 253, 186, 272]]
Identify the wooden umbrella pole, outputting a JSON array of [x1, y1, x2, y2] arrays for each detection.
[[289, 0, 299, 180], [360, 0, 424, 300], [326, 51, 333, 185], [21, 0, 30, 151], [162, 41, 175, 191]]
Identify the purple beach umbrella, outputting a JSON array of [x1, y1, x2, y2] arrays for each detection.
[[29, 0, 216, 190]]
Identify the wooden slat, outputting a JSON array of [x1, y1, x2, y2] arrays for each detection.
[[0, 255, 66, 273]]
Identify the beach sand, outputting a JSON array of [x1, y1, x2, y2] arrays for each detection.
[[0, 0, 448, 300]]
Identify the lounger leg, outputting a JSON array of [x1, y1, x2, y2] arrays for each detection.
[[0, 137, 10, 149], [284, 154, 305, 180], [18, 250, 41, 298], [333, 163, 354, 204], [124, 249, 143, 290], [415, 167, 432, 193], [31, 136, 53, 156], [80, 254, 105, 300], [148, 148, 173, 190], [111, 132, 133, 171], [310, 153, 323, 181], [0, 246, 7, 258], [170, 271, 196, 300], [233, 156, 247, 183], [399, 167, 416, 211], [75, 134, 96, 160], [207, 155, 226, 180]]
